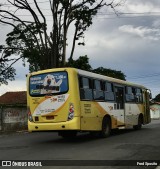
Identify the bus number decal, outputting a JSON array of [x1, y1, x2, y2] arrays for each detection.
[[84, 104, 91, 114]]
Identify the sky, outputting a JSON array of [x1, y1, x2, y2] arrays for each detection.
[[0, 0, 160, 98]]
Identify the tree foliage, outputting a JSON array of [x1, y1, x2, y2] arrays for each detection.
[[5, 23, 45, 72], [67, 55, 126, 80], [67, 55, 92, 71], [93, 67, 126, 80], [0, 0, 117, 69], [0, 0, 124, 84], [153, 94, 160, 102], [0, 46, 16, 85]]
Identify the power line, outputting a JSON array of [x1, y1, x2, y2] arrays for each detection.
[[1, 2, 160, 20], [2, 2, 160, 17], [0, 1, 49, 6], [128, 73, 160, 80], [2, 13, 160, 18], [137, 80, 160, 86], [98, 11, 160, 15]]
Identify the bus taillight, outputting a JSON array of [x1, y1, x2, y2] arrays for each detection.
[[28, 111, 33, 122], [68, 103, 74, 120]]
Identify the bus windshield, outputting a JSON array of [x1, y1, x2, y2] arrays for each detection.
[[29, 71, 68, 96]]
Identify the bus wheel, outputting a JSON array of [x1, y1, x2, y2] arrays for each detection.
[[99, 117, 111, 138], [133, 116, 143, 130], [58, 131, 77, 139]]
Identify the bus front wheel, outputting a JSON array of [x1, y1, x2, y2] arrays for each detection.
[[99, 117, 111, 138], [133, 116, 143, 130]]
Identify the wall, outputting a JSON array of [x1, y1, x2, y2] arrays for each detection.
[[150, 104, 160, 119], [0, 108, 2, 131], [0, 105, 27, 131]]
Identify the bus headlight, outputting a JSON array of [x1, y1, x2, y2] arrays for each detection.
[[68, 103, 74, 120]]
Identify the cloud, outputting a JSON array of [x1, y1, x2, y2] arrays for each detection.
[[152, 19, 160, 28], [0, 25, 12, 44], [119, 25, 160, 41], [123, 0, 160, 13]]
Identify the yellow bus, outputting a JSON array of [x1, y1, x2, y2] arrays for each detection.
[[27, 67, 151, 138]]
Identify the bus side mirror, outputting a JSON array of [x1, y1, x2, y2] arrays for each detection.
[[149, 93, 152, 99], [147, 89, 152, 99]]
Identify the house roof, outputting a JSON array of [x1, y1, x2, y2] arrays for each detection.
[[150, 101, 160, 106], [0, 91, 27, 105]]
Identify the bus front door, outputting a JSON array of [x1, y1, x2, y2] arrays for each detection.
[[144, 90, 151, 124], [114, 86, 125, 126]]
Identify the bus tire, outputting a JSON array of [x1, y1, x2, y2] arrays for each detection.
[[133, 116, 143, 130], [99, 117, 111, 138]]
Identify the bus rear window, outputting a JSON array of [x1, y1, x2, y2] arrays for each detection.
[[29, 71, 68, 96]]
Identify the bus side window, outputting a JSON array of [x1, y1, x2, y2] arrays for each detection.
[[93, 80, 104, 101], [136, 88, 143, 103], [79, 76, 93, 100], [104, 82, 115, 101], [125, 86, 136, 102]]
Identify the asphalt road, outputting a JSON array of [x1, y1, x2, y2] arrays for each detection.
[[0, 120, 160, 169]]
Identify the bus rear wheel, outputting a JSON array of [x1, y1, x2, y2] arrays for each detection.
[[99, 117, 111, 138]]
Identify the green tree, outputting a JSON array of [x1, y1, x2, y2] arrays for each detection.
[[67, 55, 92, 71], [67, 55, 126, 80], [4, 23, 46, 72], [153, 94, 160, 102], [0, 0, 120, 71], [93, 67, 126, 80], [0, 46, 16, 85]]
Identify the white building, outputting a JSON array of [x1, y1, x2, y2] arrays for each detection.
[[150, 102, 160, 119]]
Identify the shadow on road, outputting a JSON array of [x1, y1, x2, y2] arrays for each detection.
[[26, 121, 156, 145], [42, 127, 150, 144]]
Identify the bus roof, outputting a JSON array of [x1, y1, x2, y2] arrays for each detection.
[[28, 67, 147, 89], [77, 69, 147, 89]]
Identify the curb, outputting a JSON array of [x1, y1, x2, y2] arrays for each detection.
[[0, 130, 28, 135]]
